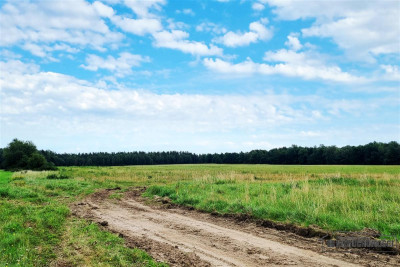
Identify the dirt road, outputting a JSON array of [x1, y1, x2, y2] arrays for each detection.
[[73, 189, 399, 267]]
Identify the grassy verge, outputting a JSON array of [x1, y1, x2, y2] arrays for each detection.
[[0, 170, 166, 266]]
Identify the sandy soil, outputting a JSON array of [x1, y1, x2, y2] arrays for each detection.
[[72, 188, 400, 267]]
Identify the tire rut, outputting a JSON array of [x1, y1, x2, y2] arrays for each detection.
[[72, 189, 400, 267]]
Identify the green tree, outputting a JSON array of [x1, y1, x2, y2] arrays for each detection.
[[27, 152, 47, 170], [2, 139, 56, 170]]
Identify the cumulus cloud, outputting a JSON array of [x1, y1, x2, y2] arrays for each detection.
[[123, 0, 166, 18], [153, 30, 223, 56], [111, 16, 162, 35], [107, 0, 166, 36], [0, 60, 39, 74], [214, 19, 272, 47], [92, 1, 115, 17], [204, 48, 366, 83], [0, 0, 123, 52], [251, 0, 269, 11], [80, 52, 150, 77], [265, 0, 400, 61], [284, 33, 302, 51]]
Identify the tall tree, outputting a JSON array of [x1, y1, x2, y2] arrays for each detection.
[[2, 139, 56, 170]]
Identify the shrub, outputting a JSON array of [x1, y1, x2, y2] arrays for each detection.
[[46, 174, 70, 180]]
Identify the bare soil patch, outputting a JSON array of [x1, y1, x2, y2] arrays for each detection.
[[71, 188, 400, 267]]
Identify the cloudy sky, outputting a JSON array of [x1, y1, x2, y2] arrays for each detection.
[[0, 0, 399, 153]]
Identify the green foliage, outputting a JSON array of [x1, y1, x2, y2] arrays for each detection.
[[2, 139, 56, 171], [27, 152, 47, 170]]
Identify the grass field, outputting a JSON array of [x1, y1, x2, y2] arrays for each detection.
[[0, 170, 166, 267], [1, 164, 399, 266]]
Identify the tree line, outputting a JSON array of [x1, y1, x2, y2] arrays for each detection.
[[1, 140, 399, 170]]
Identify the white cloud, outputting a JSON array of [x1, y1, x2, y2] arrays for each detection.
[[214, 19, 272, 47], [108, 0, 167, 36], [0, 50, 21, 60], [196, 22, 227, 35], [21, 43, 47, 58], [0, 61, 314, 146], [21, 43, 79, 59], [80, 52, 150, 77], [0, 0, 123, 52], [166, 19, 189, 30], [204, 57, 256, 75], [1, 60, 396, 152], [249, 21, 271, 40], [92, 1, 114, 18], [266, 0, 400, 61], [153, 30, 223, 56], [0, 59, 317, 134], [284, 33, 302, 51], [0, 60, 39, 74], [217, 32, 259, 47], [176, 8, 195, 16], [380, 65, 400, 81], [252, 2, 265, 11], [111, 16, 162, 35], [204, 48, 366, 83], [123, 0, 165, 18]]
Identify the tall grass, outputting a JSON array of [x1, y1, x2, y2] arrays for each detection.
[[145, 176, 400, 237]]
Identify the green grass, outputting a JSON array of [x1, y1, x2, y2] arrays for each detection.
[[56, 218, 165, 267], [144, 176, 400, 238], [0, 170, 166, 266], [1, 164, 399, 265], [59, 164, 400, 238]]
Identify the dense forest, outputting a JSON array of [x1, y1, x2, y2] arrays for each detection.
[[1, 141, 398, 168]]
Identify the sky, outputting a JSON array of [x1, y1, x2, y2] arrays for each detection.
[[0, 0, 399, 153]]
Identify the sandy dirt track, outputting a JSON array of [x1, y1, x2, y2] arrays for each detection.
[[72, 189, 399, 267]]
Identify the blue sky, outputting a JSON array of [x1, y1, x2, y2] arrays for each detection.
[[0, 0, 399, 153]]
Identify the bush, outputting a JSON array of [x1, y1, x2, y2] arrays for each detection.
[[47, 174, 70, 180], [2, 139, 56, 171]]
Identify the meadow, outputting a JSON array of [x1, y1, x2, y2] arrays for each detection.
[[0, 170, 165, 267], [0, 164, 399, 266]]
